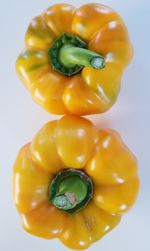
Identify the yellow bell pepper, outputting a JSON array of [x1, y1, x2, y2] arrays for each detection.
[[13, 115, 139, 250], [16, 3, 133, 115]]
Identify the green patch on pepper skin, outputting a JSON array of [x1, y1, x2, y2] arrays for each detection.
[[18, 50, 46, 60], [27, 63, 48, 72], [26, 16, 56, 40], [27, 30, 50, 40]]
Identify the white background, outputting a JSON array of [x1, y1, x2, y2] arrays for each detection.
[[0, 0, 149, 250]]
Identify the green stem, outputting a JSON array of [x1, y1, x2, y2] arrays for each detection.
[[48, 33, 105, 76], [59, 44, 105, 69], [49, 169, 93, 213], [53, 176, 87, 210]]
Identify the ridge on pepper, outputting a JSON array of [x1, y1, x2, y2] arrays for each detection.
[[13, 115, 139, 250], [16, 3, 133, 115]]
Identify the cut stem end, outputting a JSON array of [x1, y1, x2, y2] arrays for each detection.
[[49, 169, 93, 213]]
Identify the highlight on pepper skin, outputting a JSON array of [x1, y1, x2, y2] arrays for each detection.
[[13, 115, 139, 250], [16, 3, 133, 115]]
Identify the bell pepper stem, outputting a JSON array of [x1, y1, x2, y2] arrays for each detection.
[[49, 169, 93, 213], [49, 33, 105, 76], [52, 176, 88, 210], [59, 44, 105, 69]]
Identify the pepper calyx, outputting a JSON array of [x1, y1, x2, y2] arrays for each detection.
[[49, 169, 93, 213], [48, 33, 105, 76]]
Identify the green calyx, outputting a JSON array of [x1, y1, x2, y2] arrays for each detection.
[[49, 169, 93, 213], [48, 33, 105, 76]]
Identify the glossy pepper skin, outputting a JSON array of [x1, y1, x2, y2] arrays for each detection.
[[13, 115, 139, 250], [16, 3, 133, 115]]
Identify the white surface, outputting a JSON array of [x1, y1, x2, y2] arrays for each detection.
[[0, 0, 149, 250]]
